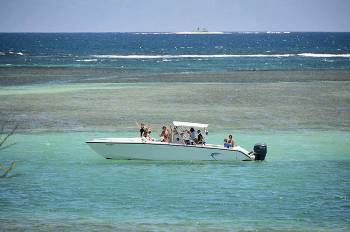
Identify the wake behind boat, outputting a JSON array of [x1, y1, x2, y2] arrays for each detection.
[[86, 121, 267, 161]]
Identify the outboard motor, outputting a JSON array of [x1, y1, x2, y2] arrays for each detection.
[[253, 143, 267, 161]]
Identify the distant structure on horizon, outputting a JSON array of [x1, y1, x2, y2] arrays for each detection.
[[175, 27, 224, 34], [195, 27, 208, 32]]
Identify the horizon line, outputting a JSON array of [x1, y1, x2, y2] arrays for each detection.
[[0, 30, 350, 33]]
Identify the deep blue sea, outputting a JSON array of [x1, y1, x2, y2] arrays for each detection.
[[0, 32, 350, 231], [1, 32, 350, 72]]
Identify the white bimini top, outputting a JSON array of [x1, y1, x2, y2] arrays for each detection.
[[172, 121, 208, 129]]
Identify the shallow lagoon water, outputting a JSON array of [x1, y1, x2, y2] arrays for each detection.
[[1, 32, 350, 231], [1, 79, 350, 132], [1, 131, 349, 231], [1, 80, 350, 231]]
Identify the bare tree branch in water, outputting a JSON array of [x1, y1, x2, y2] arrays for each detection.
[[0, 123, 18, 178], [0, 162, 16, 178], [0, 124, 18, 147]]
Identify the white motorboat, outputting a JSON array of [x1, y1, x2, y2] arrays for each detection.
[[86, 121, 267, 161]]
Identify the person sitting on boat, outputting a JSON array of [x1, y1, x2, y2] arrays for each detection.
[[196, 130, 204, 144], [168, 125, 173, 143], [171, 126, 182, 144], [182, 130, 191, 145], [224, 139, 231, 148], [172, 126, 178, 141], [227, 134, 236, 148], [189, 127, 196, 145], [142, 127, 148, 138], [144, 128, 154, 141], [172, 126, 178, 135], [160, 126, 170, 142]]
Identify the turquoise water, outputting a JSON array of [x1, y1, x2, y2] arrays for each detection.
[[1, 131, 349, 231], [1, 32, 350, 231]]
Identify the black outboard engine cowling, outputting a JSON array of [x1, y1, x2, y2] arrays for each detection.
[[253, 143, 267, 161]]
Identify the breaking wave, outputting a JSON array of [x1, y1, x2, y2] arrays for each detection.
[[75, 59, 98, 62], [298, 53, 350, 58], [91, 53, 350, 59], [0, 51, 25, 56], [92, 54, 294, 59]]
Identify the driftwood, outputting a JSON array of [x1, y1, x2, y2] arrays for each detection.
[[0, 124, 18, 178]]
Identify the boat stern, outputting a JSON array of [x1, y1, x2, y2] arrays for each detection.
[[251, 143, 268, 160]]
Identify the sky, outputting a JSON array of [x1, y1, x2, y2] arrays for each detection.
[[0, 0, 350, 32]]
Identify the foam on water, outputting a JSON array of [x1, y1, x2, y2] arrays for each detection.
[[75, 59, 98, 62], [299, 53, 350, 58], [91, 53, 350, 59], [92, 54, 294, 59]]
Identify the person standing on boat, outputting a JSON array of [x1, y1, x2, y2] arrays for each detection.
[[227, 134, 236, 148], [160, 126, 170, 142], [136, 122, 145, 137]]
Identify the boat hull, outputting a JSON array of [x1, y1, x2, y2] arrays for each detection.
[[86, 138, 254, 161]]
